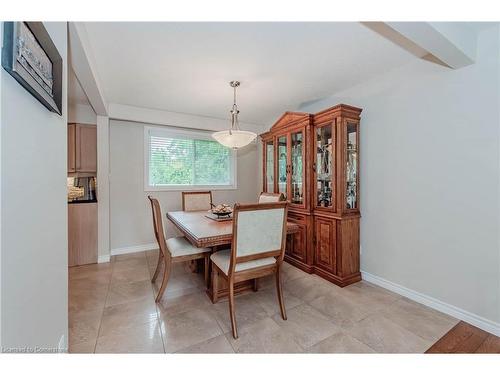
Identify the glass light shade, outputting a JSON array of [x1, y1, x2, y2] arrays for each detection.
[[212, 130, 257, 149]]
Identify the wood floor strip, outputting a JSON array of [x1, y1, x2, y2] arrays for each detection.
[[426, 321, 500, 354], [475, 335, 500, 354]]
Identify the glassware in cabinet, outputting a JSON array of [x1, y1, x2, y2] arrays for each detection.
[[345, 121, 358, 210], [265, 140, 274, 192], [315, 123, 334, 208], [290, 131, 304, 205], [277, 135, 287, 199]]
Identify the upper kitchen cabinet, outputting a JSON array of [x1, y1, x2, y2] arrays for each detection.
[[68, 123, 97, 173]]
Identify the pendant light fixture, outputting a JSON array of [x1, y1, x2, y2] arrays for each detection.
[[212, 81, 257, 149]]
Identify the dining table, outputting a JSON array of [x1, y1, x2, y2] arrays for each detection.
[[167, 210, 299, 303]]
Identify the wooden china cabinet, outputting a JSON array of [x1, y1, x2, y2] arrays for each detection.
[[260, 104, 362, 287]]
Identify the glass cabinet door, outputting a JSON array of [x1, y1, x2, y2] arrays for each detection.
[[290, 131, 304, 205], [315, 123, 334, 208], [265, 140, 274, 192], [277, 135, 288, 199], [346, 121, 358, 210]]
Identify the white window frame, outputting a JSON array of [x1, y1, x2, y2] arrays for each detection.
[[144, 125, 237, 191]]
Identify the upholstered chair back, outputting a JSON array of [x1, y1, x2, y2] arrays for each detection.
[[182, 191, 213, 211], [258, 192, 285, 203], [230, 202, 288, 272], [148, 196, 171, 260]]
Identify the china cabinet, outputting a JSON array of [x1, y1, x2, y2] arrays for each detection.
[[261, 104, 362, 287]]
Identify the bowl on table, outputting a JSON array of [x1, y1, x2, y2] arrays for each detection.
[[210, 203, 233, 217]]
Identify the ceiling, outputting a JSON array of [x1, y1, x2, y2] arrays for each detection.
[[82, 22, 417, 126], [68, 67, 92, 107]]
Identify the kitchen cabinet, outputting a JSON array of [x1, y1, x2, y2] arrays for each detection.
[[68, 202, 98, 266], [68, 124, 76, 173], [261, 104, 362, 287], [68, 123, 97, 173]]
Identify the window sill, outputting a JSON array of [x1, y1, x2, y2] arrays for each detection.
[[145, 185, 238, 192]]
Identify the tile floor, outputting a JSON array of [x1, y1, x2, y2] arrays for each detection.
[[68, 250, 459, 353]]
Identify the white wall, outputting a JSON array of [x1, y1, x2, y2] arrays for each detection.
[[0, 22, 68, 350], [109, 119, 261, 251], [300, 25, 500, 328], [68, 102, 96, 124]]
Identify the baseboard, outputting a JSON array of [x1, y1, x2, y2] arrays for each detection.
[[97, 254, 111, 263], [58, 334, 67, 353], [110, 242, 158, 256], [361, 271, 500, 337]]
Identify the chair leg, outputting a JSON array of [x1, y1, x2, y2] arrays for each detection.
[[204, 256, 210, 289], [212, 266, 219, 303], [253, 278, 259, 292], [151, 251, 164, 283], [155, 257, 171, 303], [228, 279, 238, 339], [275, 266, 287, 320]]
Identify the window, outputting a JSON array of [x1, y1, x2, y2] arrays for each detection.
[[144, 126, 236, 191]]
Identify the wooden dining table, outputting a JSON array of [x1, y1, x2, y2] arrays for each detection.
[[167, 210, 299, 302]]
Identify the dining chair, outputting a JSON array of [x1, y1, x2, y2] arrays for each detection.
[[210, 201, 288, 339], [182, 191, 213, 211], [258, 192, 285, 203], [148, 196, 211, 302]]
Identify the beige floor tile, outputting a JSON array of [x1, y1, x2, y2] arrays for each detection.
[[69, 287, 109, 314], [153, 271, 204, 301], [111, 251, 146, 262], [346, 313, 433, 353], [99, 297, 158, 337], [69, 308, 103, 346], [111, 265, 150, 284], [341, 281, 401, 310], [95, 320, 164, 353], [226, 317, 303, 353], [160, 308, 223, 353], [175, 334, 234, 353], [112, 257, 149, 273], [282, 263, 310, 283], [69, 276, 111, 291], [145, 249, 160, 265], [272, 303, 341, 349], [145, 248, 159, 258], [307, 331, 376, 353], [106, 279, 154, 307], [257, 275, 276, 290], [211, 293, 270, 334], [156, 291, 212, 317], [252, 287, 304, 316], [69, 340, 96, 353], [381, 297, 459, 342], [69, 263, 112, 281], [258, 268, 309, 292], [284, 275, 334, 302], [309, 291, 375, 328], [69, 255, 456, 355]]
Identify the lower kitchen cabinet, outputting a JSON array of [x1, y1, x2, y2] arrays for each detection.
[[68, 202, 98, 266]]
